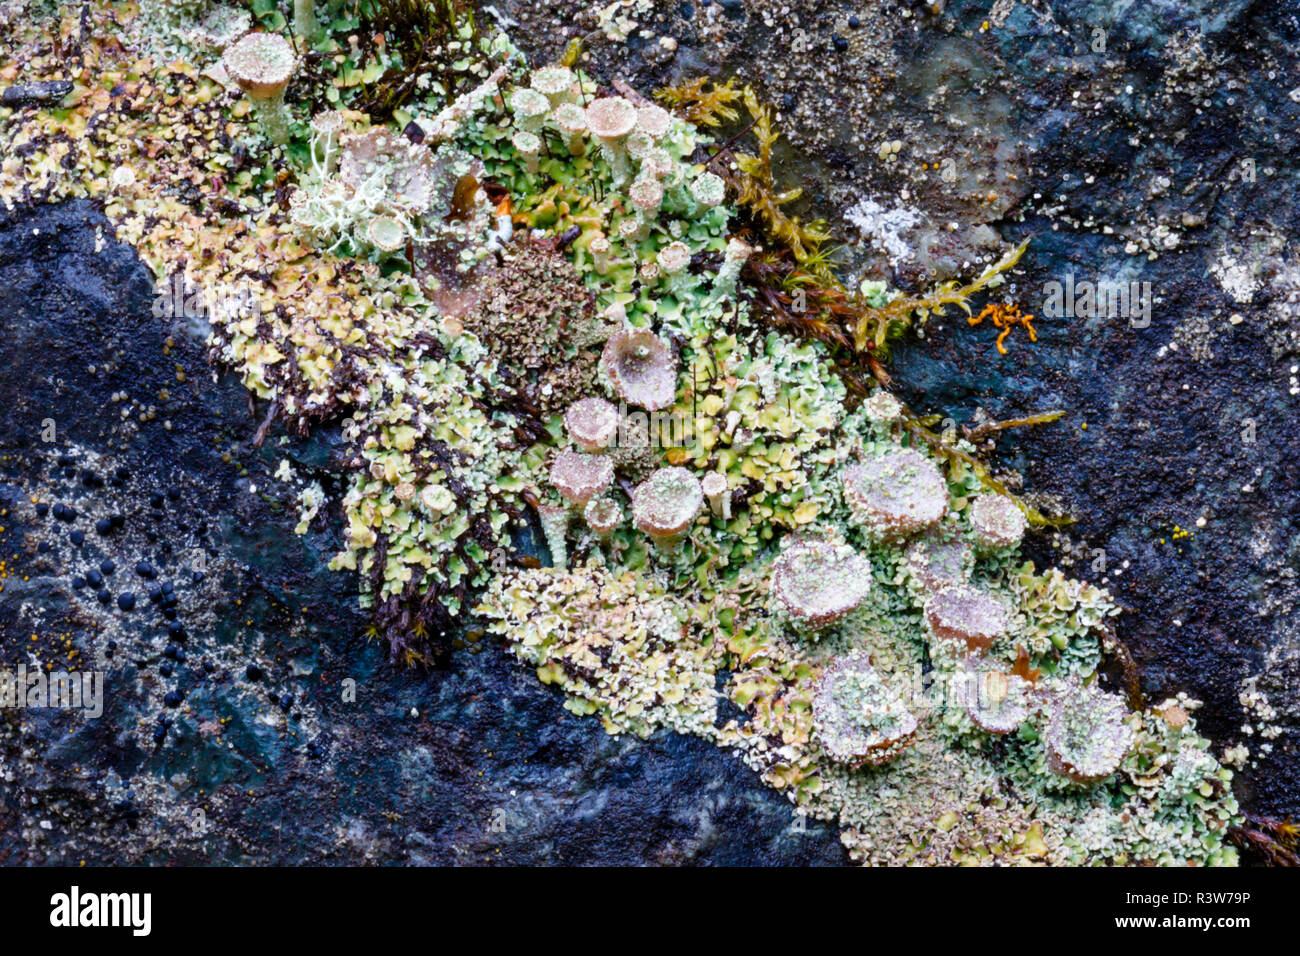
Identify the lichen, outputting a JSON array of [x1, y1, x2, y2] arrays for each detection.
[[476, 564, 716, 738], [0, 0, 1242, 864]]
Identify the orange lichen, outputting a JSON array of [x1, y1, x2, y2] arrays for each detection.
[[969, 302, 1038, 355]]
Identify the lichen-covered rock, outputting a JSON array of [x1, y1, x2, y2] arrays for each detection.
[[0, 4, 1256, 868], [455, 243, 605, 414], [477, 565, 716, 738]]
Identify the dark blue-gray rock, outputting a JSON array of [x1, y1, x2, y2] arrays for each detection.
[[0, 201, 844, 865], [1, 80, 72, 108]]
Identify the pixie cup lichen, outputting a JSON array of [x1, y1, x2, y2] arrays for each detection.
[[584, 497, 622, 541], [552, 101, 588, 156], [968, 493, 1028, 551], [689, 171, 726, 214], [509, 87, 550, 134], [551, 450, 615, 510], [635, 103, 673, 141], [600, 328, 676, 412], [924, 584, 1008, 653], [958, 661, 1033, 735], [530, 65, 576, 107], [222, 32, 297, 145], [771, 539, 873, 632], [702, 471, 730, 520], [1046, 683, 1136, 784], [512, 130, 541, 174], [813, 652, 918, 767], [843, 447, 948, 540], [564, 397, 620, 452], [585, 96, 638, 187], [632, 466, 703, 551], [902, 533, 972, 595]]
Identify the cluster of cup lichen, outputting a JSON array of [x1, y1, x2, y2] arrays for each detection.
[[0, 0, 1241, 861], [482, 394, 1239, 864]]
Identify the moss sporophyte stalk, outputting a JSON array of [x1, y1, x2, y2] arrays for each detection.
[[0, 0, 1241, 864]]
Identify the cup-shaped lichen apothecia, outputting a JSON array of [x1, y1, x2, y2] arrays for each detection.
[[1045, 683, 1136, 784], [924, 584, 1008, 654], [843, 446, 948, 541], [551, 450, 614, 511], [770, 539, 873, 633], [585, 97, 638, 187], [968, 493, 1028, 552], [563, 397, 619, 453], [600, 328, 677, 412], [632, 466, 703, 552], [812, 652, 918, 767], [222, 32, 297, 146]]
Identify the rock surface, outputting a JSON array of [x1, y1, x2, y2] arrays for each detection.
[[500, 0, 1300, 830], [1, 0, 1296, 863], [0, 200, 842, 864]]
